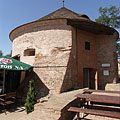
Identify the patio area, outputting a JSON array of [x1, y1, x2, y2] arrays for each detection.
[[0, 89, 120, 120]]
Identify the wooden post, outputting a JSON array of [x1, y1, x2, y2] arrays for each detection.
[[95, 71, 98, 90], [20, 71, 26, 84], [3, 69, 5, 93]]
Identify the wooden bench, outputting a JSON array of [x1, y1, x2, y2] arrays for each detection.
[[68, 107, 120, 120], [85, 105, 120, 112], [68, 92, 120, 119]]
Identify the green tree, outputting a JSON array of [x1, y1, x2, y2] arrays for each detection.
[[25, 79, 37, 114], [117, 38, 120, 59], [95, 6, 120, 59], [0, 50, 3, 56], [95, 6, 120, 28]]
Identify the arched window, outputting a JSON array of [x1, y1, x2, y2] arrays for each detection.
[[24, 49, 35, 56]]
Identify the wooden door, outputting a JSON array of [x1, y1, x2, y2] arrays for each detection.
[[83, 68, 89, 88]]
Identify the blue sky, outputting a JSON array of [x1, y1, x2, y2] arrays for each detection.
[[0, 0, 120, 55]]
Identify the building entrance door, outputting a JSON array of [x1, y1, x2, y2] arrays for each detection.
[[83, 68, 97, 89], [83, 68, 89, 88]]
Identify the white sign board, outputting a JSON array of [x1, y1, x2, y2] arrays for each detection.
[[103, 70, 109, 76], [101, 63, 110, 67]]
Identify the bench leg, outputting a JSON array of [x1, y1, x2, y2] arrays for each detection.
[[77, 112, 79, 120]]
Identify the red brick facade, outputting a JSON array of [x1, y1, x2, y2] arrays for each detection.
[[76, 29, 97, 88]]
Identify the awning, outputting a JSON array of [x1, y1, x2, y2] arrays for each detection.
[[0, 56, 33, 71]]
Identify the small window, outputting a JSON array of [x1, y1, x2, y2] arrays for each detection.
[[85, 42, 90, 50], [24, 49, 35, 56]]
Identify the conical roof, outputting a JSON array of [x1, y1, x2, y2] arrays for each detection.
[[9, 7, 119, 41], [36, 7, 90, 21]]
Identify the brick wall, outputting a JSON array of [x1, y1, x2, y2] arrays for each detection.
[[96, 33, 118, 89], [76, 29, 97, 88], [12, 19, 78, 95], [76, 29, 118, 89]]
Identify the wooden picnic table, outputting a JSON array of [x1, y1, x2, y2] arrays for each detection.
[[83, 89, 120, 94], [68, 92, 120, 119], [0, 92, 16, 113], [0, 94, 6, 97], [0, 94, 6, 101], [75, 93, 120, 105]]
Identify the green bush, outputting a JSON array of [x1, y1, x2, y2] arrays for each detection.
[[25, 79, 37, 114]]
